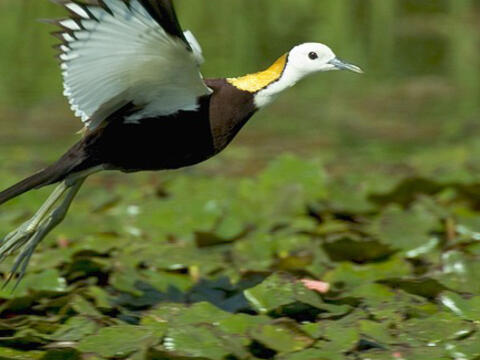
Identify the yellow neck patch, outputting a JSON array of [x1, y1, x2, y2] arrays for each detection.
[[227, 54, 288, 93]]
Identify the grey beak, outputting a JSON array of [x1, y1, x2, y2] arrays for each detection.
[[328, 58, 364, 74]]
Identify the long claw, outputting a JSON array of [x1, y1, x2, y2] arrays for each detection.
[[1, 228, 42, 290], [1, 216, 55, 290], [12, 246, 35, 291], [0, 233, 27, 264]]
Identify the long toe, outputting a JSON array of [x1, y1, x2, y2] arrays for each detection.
[[0, 231, 32, 261], [1, 217, 54, 288]]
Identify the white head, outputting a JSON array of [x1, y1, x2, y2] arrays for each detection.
[[288, 42, 363, 76], [253, 42, 363, 108]]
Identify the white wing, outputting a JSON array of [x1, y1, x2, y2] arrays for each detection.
[[57, 0, 211, 129], [183, 30, 205, 65]]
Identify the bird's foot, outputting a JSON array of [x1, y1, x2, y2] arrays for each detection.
[[0, 222, 37, 262], [0, 210, 62, 288], [0, 178, 86, 289]]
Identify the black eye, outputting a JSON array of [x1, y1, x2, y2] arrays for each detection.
[[308, 52, 318, 60]]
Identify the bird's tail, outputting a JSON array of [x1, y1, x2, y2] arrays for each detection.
[[0, 140, 88, 206], [0, 160, 74, 206], [0, 168, 60, 206]]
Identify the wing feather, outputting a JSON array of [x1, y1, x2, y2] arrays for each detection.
[[51, 0, 210, 128]]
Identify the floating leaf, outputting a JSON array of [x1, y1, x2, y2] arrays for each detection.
[[277, 347, 342, 360], [244, 273, 341, 314], [69, 295, 103, 318], [322, 235, 395, 262], [41, 349, 81, 360], [0, 269, 66, 299], [446, 332, 480, 360], [396, 312, 474, 346], [48, 316, 99, 342], [440, 291, 480, 321], [0, 347, 44, 360], [217, 313, 270, 336], [76, 325, 155, 358], [323, 256, 412, 291], [379, 277, 448, 299], [372, 204, 439, 252], [436, 250, 480, 294], [164, 324, 247, 360], [251, 319, 314, 354]]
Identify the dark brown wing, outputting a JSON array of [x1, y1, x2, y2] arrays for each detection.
[[137, 0, 191, 49], [50, 0, 191, 50]]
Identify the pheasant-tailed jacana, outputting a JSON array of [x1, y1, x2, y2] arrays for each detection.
[[0, 0, 362, 285]]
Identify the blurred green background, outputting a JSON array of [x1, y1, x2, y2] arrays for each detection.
[[1, 0, 479, 176]]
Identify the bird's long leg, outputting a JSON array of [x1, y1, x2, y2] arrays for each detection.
[[4, 179, 85, 288], [0, 166, 104, 287], [0, 182, 69, 261]]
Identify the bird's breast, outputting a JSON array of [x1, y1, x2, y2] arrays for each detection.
[[206, 78, 258, 153]]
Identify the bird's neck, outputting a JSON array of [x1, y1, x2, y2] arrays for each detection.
[[227, 53, 303, 109]]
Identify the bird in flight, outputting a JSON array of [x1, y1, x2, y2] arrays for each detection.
[[0, 0, 362, 286]]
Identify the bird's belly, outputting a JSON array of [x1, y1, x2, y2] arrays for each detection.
[[85, 117, 217, 172], [110, 144, 215, 172]]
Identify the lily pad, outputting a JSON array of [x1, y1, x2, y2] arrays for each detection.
[[446, 332, 480, 360], [0, 269, 66, 299], [372, 204, 439, 252], [250, 319, 314, 354], [48, 316, 99, 342], [440, 291, 480, 321], [76, 325, 155, 358], [163, 324, 248, 360], [0, 347, 44, 360], [322, 256, 412, 291], [396, 312, 474, 346], [244, 273, 343, 315], [322, 235, 395, 263], [436, 250, 480, 294]]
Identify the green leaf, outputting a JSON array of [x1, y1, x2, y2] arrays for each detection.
[[244, 273, 340, 314], [396, 312, 474, 346], [251, 319, 314, 354], [217, 313, 270, 336], [322, 235, 395, 262], [440, 291, 480, 321], [436, 250, 480, 294], [0, 347, 44, 360], [323, 256, 412, 291], [0, 269, 66, 299], [372, 204, 439, 252], [276, 348, 339, 360], [76, 325, 155, 358], [48, 316, 99, 342], [244, 273, 299, 314], [167, 302, 232, 325], [69, 295, 103, 317], [446, 332, 480, 360], [41, 349, 81, 360], [163, 324, 248, 360]]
